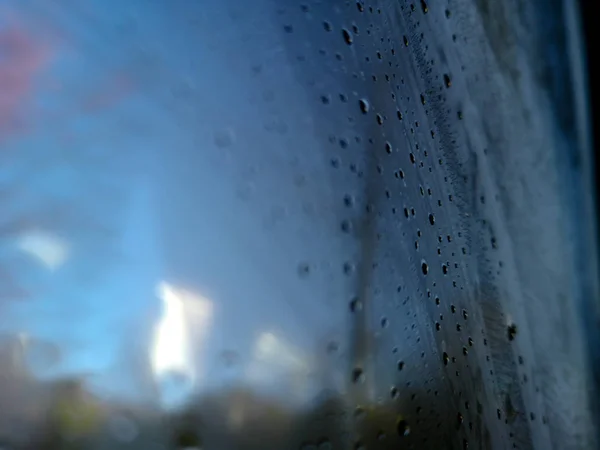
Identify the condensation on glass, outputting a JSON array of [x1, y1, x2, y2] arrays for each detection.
[[0, 0, 597, 449]]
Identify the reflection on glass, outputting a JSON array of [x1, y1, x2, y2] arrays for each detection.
[[247, 332, 313, 406], [254, 332, 308, 373], [150, 282, 212, 409]]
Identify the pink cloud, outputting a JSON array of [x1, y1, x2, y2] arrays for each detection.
[[0, 17, 54, 142]]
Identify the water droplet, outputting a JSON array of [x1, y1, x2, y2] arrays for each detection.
[[385, 141, 393, 154], [429, 213, 435, 225], [397, 419, 410, 436], [326, 341, 339, 354], [352, 367, 365, 383], [391, 386, 399, 400], [342, 29, 353, 45], [359, 99, 370, 114], [354, 406, 366, 421], [421, 261, 429, 275], [340, 220, 352, 233], [443, 352, 449, 365], [397, 360, 405, 371], [350, 297, 363, 312], [343, 261, 354, 275], [444, 73, 452, 88], [323, 21, 332, 32], [343, 195, 354, 207], [507, 324, 518, 341], [298, 263, 311, 278]]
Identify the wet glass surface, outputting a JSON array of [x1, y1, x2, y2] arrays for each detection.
[[0, 0, 597, 449]]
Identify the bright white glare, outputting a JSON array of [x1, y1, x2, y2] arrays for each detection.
[[17, 230, 69, 270], [151, 282, 192, 378], [150, 282, 213, 389]]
